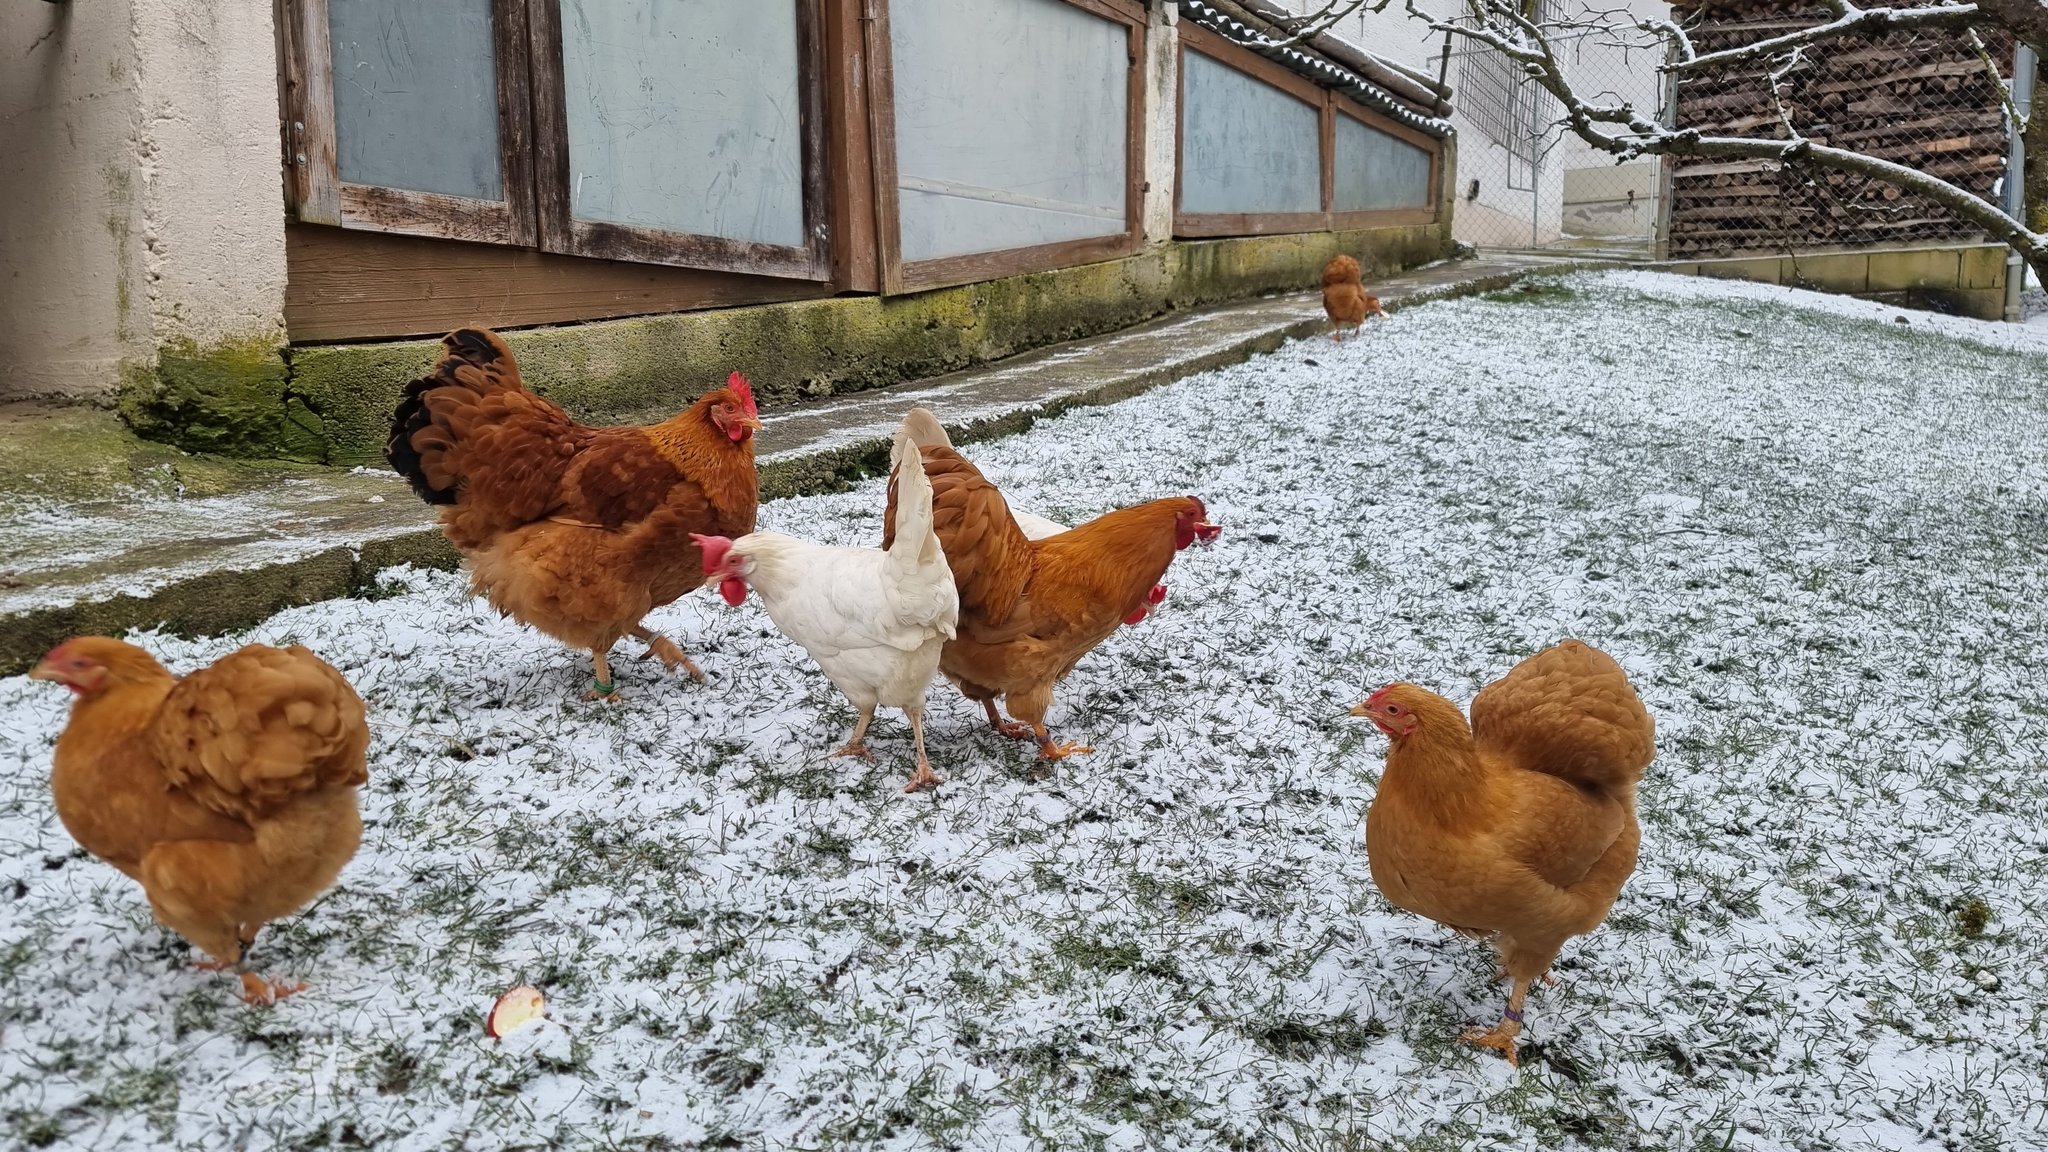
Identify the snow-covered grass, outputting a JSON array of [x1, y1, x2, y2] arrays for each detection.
[[2, 270, 2045, 1151]]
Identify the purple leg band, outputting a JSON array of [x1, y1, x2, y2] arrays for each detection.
[[1504, 1008, 1524, 1023]]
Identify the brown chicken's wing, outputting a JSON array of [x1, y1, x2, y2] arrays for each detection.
[[151, 644, 370, 826]]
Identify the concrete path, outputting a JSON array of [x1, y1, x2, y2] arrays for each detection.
[[0, 254, 1580, 673]]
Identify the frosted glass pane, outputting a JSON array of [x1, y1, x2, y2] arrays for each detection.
[[891, 0, 1128, 263], [329, 0, 502, 200], [1180, 51, 1321, 216], [1334, 114, 1433, 212], [560, 0, 805, 247]]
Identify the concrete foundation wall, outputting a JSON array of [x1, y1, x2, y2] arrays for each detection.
[[293, 223, 1447, 467], [1652, 243, 2012, 320]]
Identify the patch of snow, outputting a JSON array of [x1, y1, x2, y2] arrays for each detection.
[[0, 271, 2042, 1150]]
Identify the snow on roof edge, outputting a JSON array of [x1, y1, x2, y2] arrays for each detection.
[[1177, 0, 1458, 140]]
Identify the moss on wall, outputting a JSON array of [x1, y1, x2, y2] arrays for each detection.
[[167, 225, 1450, 465], [117, 334, 323, 460]]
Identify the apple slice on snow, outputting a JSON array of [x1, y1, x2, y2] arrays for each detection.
[[486, 985, 548, 1038]]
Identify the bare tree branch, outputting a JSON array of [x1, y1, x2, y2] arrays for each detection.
[[1972, 0, 2048, 57], [1966, 25, 2029, 136]]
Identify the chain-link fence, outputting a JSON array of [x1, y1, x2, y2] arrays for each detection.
[[1440, 10, 1673, 257]]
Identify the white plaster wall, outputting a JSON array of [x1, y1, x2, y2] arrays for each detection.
[[0, 0, 287, 403], [128, 0, 289, 355], [0, 0, 149, 401]]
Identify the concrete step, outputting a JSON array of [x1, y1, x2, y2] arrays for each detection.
[[0, 255, 1573, 673]]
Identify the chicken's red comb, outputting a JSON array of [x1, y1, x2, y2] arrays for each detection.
[[725, 372, 757, 417], [691, 533, 734, 574]]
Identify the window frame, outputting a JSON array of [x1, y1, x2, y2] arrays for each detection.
[[1327, 100, 1443, 230], [282, 0, 830, 280], [526, 0, 833, 281], [282, 0, 538, 246], [864, 0, 1148, 295], [1174, 23, 1442, 239]]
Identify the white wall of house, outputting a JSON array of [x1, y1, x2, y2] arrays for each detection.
[[1280, 0, 1667, 249], [1, 0, 288, 402], [2, 0, 148, 401]]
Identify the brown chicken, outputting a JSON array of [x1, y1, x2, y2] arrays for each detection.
[[387, 327, 760, 698], [29, 637, 369, 1003], [883, 410, 1220, 761], [1320, 254, 1386, 341], [1350, 640, 1654, 1066]]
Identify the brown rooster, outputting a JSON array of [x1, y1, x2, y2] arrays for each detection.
[[1350, 640, 1654, 1066], [884, 410, 1219, 762], [387, 328, 759, 698], [1320, 254, 1386, 341], [30, 637, 369, 1003]]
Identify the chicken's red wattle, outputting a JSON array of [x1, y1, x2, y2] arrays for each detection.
[[719, 577, 747, 606]]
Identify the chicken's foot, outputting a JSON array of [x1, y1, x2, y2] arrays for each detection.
[[237, 970, 308, 1005], [1461, 980, 1532, 1067], [1033, 724, 1093, 761], [902, 708, 944, 793], [630, 626, 704, 681], [981, 699, 1034, 741], [583, 651, 620, 701], [827, 706, 878, 763]]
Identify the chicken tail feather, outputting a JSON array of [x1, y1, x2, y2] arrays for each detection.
[[899, 407, 955, 455], [1469, 640, 1654, 798], [888, 415, 941, 568], [151, 644, 371, 825], [385, 327, 527, 508]]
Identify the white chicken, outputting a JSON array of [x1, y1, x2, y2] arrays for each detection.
[[898, 408, 1167, 626], [694, 414, 959, 792]]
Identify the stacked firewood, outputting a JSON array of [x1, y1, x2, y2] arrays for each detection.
[[1668, 0, 2011, 258]]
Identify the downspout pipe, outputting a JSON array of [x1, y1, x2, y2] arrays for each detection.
[[2004, 45, 2036, 322]]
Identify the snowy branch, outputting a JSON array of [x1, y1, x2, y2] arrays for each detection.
[[1227, 0, 1383, 47], [1415, 0, 2048, 279], [1655, 3, 1987, 76]]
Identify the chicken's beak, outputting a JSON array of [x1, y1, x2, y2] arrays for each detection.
[[26, 659, 60, 684], [1193, 521, 1221, 544], [736, 415, 764, 433], [1347, 701, 1373, 718]]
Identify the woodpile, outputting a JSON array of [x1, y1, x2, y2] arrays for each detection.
[[1668, 0, 2011, 259]]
